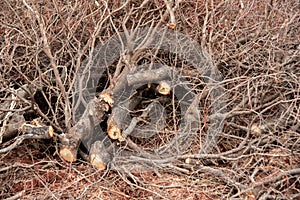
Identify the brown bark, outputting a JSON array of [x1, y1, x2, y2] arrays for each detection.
[[89, 140, 112, 170], [0, 122, 54, 154], [1, 113, 25, 143], [107, 106, 128, 141], [60, 66, 130, 164], [21, 123, 54, 139], [127, 66, 172, 86], [59, 96, 111, 162]]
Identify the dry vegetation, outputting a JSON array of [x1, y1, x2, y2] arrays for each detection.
[[1, 0, 299, 199]]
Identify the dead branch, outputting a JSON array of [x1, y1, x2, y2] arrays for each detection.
[[3, 190, 25, 200], [1, 0, 299, 198], [59, 96, 111, 162], [0, 123, 54, 154]]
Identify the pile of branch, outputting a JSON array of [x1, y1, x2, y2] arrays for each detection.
[[1, 0, 299, 198], [59, 65, 192, 170], [0, 85, 54, 153]]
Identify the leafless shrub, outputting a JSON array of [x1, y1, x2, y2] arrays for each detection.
[[1, 0, 299, 199]]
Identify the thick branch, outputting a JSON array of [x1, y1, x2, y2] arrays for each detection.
[[59, 96, 111, 162], [0, 123, 54, 154]]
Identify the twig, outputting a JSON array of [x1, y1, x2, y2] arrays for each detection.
[[3, 190, 25, 200], [23, 0, 71, 130]]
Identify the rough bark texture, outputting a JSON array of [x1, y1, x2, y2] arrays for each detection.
[[59, 96, 111, 162]]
